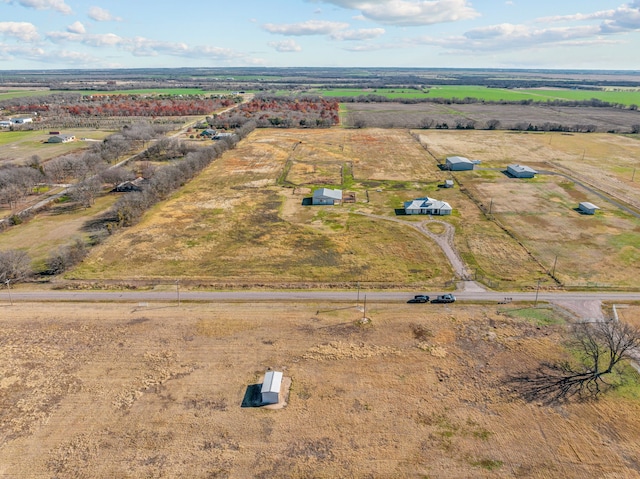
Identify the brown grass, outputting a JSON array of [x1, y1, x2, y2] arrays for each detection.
[[1, 301, 639, 478]]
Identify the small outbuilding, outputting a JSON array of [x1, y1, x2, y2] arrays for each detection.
[[312, 188, 342, 205], [445, 156, 474, 171], [0, 120, 11, 128], [261, 371, 283, 405], [578, 202, 600, 215], [507, 164, 537, 178], [444, 179, 454, 188], [404, 197, 452, 216]]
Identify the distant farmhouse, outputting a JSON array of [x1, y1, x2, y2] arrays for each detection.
[[0, 120, 11, 128], [47, 134, 76, 144], [578, 202, 600, 215], [312, 188, 342, 205], [507, 164, 537, 178], [11, 117, 33, 124], [404, 197, 452, 215], [115, 177, 147, 192], [445, 156, 474, 171], [200, 128, 217, 137]]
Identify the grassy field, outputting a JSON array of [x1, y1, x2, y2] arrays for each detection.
[[415, 130, 640, 287], [0, 129, 115, 164], [319, 86, 640, 106], [66, 128, 639, 289], [1, 301, 639, 478]]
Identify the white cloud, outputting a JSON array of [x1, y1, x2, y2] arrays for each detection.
[[88, 6, 122, 22], [66, 21, 85, 34], [315, 0, 479, 26], [263, 20, 350, 36], [7, 0, 72, 14], [0, 44, 46, 61], [268, 39, 302, 52], [0, 21, 39, 41], [330, 28, 385, 41]]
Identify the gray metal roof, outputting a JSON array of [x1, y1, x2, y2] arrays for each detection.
[[507, 164, 537, 174], [446, 156, 472, 164], [261, 371, 283, 394], [313, 188, 343, 200]]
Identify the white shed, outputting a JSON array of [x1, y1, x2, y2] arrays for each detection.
[[261, 371, 283, 405], [312, 188, 342, 205], [507, 164, 537, 178], [578, 202, 599, 215], [445, 156, 474, 171]]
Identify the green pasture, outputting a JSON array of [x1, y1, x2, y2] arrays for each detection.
[[318, 86, 640, 106], [0, 90, 53, 100]]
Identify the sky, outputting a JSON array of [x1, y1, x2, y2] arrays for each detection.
[[1, 0, 640, 70]]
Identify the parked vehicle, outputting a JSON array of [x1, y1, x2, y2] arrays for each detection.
[[408, 294, 429, 303], [431, 294, 456, 304]]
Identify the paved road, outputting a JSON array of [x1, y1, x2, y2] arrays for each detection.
[[3, 286, 640, 304]]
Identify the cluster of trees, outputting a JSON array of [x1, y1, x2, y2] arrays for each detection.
[[0, 162, 44, 211], [109, 121, 256, 228], [4, 93, 238, 117], [208, 95, 339, 130]]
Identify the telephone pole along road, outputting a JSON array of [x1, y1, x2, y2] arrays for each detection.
[[3, 288, 640, 304]]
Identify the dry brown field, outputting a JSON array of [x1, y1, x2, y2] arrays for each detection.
[[344, 102, 640, 133], [71, 129, 459, 286], [1, 301, 639, 478], [416, 130, 640, 288]]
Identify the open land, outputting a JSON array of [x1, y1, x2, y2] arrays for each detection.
[[62, 128, 640, 290], [1, 301, 640, 478]]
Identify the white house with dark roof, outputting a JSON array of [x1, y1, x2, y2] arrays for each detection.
[[404, 197, 452, 216], [312, 188, 342, 205], [261, 371, 283, 405], [47, 134, 76, 143], [445, 156, 474, 171], [507, 164, 537, 178]]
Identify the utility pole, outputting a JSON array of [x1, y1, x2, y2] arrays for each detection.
[[356, 281, 360, 308], [176, 280, 180, 307], [633, 168, 636, 182], [551, 255, 558, 278], [489, 198, 493, 215], [534, 279, 541, 307], [5, 280, 12, 306], [363, 295, 367, 319]]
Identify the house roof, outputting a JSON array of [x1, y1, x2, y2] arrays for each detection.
[[446, 156, 472, 164], [313, 188, 342, 200], [508, 164, 537, 174], [261, 371, 283, 394], [404, 197, 451, 211]]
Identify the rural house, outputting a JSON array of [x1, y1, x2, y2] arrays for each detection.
[[47, 134, 76, 143], [115, 177, 147, 192], [11, 117, 33, 124], [578, 202, 600, 215], [404, 197, 452, 215], [507, 164, 537, 178], [261, 371, 283, 405], [445, 156, 474, 171], [0, 120, 11, 128], [312, 188, 343, 205]]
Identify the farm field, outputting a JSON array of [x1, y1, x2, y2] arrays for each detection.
[[1, 301, 639, 478], [0, 129, 115, 164], [67, 128, 640, 289], [415, 130, 640, 288], [342, 102, 640, 132], [319, 85, 640, 106]]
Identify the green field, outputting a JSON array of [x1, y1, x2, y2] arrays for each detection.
[[318, 86, 640, 106]]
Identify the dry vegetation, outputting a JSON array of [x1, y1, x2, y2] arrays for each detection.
[[1, 301, 639, 478]]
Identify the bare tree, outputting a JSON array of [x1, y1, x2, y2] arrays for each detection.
[[631, 124, 640, 134], [509, 320, 640, 403], [100, 166, 135, 189], [0, 249, 32, 282], [68, 177, 103, 208]]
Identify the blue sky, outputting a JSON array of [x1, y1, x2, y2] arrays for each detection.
[[1, 0, 639, 70]]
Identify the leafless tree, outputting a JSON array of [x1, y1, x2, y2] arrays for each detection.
[[631, 124, 640, 134], [100, 166, 135, 189], [0, 249, 32, 282], [68, 177, 103, 208], [509, 320, 640, 403]]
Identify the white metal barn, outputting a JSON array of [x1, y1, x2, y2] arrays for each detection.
[[445, 156, 474, 171], [579, 202, 600, 215], [261, 371, 283, 405], [312, 188, 343, 205], [507, 164, 537, 178]]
